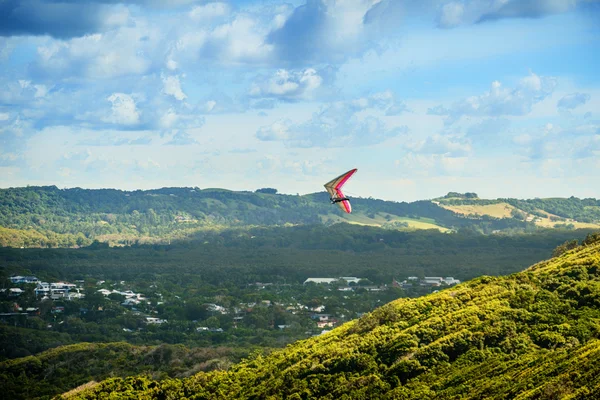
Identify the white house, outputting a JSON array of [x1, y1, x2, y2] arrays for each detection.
[[10, 276, 40, 284], [8, 288, 24, 296], [422, 277, 444, 286], [146, 317, 167, 324], [303, 278, 338, 285]]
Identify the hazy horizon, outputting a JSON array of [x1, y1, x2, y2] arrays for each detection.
[[1, 0, 599, 202]]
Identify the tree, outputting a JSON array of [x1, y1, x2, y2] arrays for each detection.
[[255, 188, 278, 194]]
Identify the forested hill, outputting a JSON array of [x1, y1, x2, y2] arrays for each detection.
[[1, 186, 599, 248], [61, 232, 600, 399]]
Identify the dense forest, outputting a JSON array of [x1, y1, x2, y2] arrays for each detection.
[[4, 186, 599, 248], [59, 232, 600, 399]]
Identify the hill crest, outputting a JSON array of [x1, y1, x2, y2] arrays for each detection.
[[1, 186, 599, 248]]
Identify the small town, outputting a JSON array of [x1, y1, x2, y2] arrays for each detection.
[[2, 273, 461, 339]]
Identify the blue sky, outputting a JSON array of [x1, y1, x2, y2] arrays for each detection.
[[1, 0, 599, 201]]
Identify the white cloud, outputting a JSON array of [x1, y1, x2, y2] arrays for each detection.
[[105, 93, 140, 125], [175, 15, 273, 65], [32, 23, 159, 80], [267, 0, 376, 65], [256, 93, 408, 147], [162, 75, 187, 101], [159, 109, 179, 129], [395, 153, 469, 177], [0, 112, 9, 121], [438, 2, 466, 28], [428, 72, 556, 124], [406, 134, 472, 157], [189, 2, 231, 22], [557, 92, 591, 110], [250, 68, 323, 100]]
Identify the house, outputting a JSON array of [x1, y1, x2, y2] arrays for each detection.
[[8, 288, 24, 297], [36, 282, 80, 300], [311, 313, 332, 322], [26, 307, 39, 315], [317, 319, 337, 328], [67, 291, 85, 300], [422, 277, 444, 286], [443, 277, 461, 285], [122, 298, 141, 306], [206, 303, 228, 314], [303, 278, 338, 285], [145, 317, 167, 324], [10, 276, 40, 284]]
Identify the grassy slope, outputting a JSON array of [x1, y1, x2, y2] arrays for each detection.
[[441, 202, 516, 219], [64, 237, 600, 399], [440, 202, 600, 230]]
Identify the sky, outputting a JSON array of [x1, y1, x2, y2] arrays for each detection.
[[1, 0, 599, 202]]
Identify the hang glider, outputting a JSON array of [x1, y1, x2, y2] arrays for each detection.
[[324, 168, 357, 214]]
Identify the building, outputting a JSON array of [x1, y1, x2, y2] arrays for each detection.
[[146, 317, 167, 324], [10, 276, 40, 284], [303, 277, 365, 285], [35, 282, 83, 300], [303, 278, 338, 285], [421, 277, 461, 286], [8, 288, 24, 297]]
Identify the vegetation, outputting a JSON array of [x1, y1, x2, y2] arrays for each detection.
[[2, 227, 594, 357], [2, 186, 584, 248], [436, 192, 600, 226], [61, 232, 600, 399], [0, 342, 251, 400]]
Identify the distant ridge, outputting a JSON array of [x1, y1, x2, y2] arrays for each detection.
[[0, 186, 599, 248]]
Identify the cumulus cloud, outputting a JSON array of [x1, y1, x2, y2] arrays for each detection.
[[189, 2, 231, 23], [256, 93, 408, 147], [249, 68, 323, 100], [395, 153, 469, 177], [104, 93, 140, 126], [513, 122, 600, 161], [31, 22, 160, 80], [428, 72, 556, 124], [0, 79, 51, 105], [175, 15, 273, 65], [267, 0, 375, 65], [557, 92, 591, 110], [165, 131, 198, 145], [405, 134, 472, 157], [162, 75, 187, 101]]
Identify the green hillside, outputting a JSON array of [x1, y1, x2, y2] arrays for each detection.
[[61, 232, 600, 399], [0, 342, 250, 400], [0, 186, 548, 248], [436, 192, 600, 230]]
